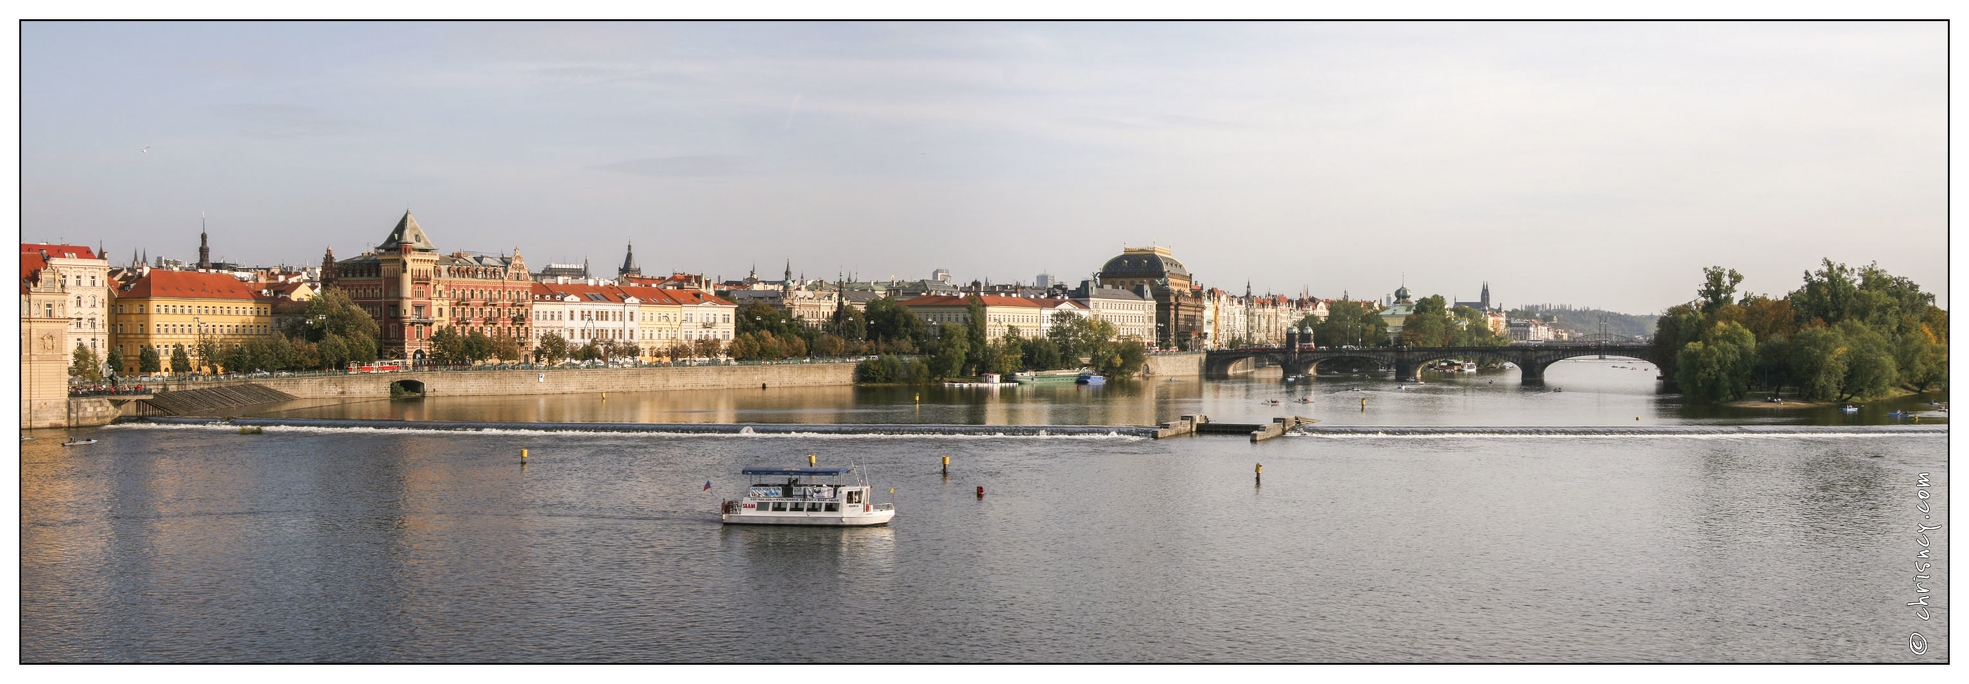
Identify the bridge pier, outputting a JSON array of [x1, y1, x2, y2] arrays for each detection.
[[1280, 358, 1316, 380], [1518, 361, 1547, 385]]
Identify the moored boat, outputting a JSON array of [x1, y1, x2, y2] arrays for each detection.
[[61, 439, 97, 447], [1013, 369, 1084, 384], [1076, 373, 1106, 385], [720, 464, 895, 526]]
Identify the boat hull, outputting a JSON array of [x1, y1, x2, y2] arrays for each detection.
[[722, 510, 895, 526]]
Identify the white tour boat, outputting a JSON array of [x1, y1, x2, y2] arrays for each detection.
[[720, 465, 895, 526]]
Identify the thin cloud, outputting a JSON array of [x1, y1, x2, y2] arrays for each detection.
[[593, 155, 752, 177], [203, 103, 358, 139]]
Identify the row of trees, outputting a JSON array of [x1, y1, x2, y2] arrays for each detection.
[[1304, 296, 1508, 349], [428, 326, 523, 365], [856, 300, 1149, 383], [1395, 295, 1510, 347], [1656, 260, 1947, 403]]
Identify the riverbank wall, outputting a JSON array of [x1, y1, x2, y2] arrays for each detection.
[[153, 362, 858, 401], [1142, 352, 1205, 377]]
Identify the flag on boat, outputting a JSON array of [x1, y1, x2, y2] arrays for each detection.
[[703, 481, 712, 491]]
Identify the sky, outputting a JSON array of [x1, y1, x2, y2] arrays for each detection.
[[20, 21, 1947, 314]]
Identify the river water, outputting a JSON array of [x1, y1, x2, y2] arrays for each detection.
[[20, 362, 1950, 662]]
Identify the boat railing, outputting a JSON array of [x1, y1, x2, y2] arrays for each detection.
[[747, 488, 849, 501]]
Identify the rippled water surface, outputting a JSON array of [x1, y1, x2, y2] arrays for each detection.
[[21, 364, 1949, 662]]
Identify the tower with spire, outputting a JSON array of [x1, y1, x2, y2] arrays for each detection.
[[618, 241, 640, 277], [197, 214, 211, 270]]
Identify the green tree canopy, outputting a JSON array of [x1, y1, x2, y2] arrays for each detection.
[[1314, 300, 1388, 348], [70, 342, 101, 381], [1675, 321, 1757, 402], [864, 297, 927, 351], [536, 332, 571, 364], [1698, 266, 1744, 313], [931, 323, 969, 378]]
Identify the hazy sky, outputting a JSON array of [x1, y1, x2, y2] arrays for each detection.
[[22, 21, 1946, 313]]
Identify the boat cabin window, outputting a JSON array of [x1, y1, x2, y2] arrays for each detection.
[[771, 502, 787, 512], [824, 503, 839, 512], [846, 490, 863, 504]]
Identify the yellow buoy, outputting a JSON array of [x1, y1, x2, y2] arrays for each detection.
[[808, 453, 816, 466], [521, 448, 529, 461]]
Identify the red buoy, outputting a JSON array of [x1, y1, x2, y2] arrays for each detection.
[[976, 486, 985, 498]]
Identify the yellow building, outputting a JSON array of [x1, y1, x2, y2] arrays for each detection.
[[111, 269, 276, 373], [899, 294, 1047, 341]]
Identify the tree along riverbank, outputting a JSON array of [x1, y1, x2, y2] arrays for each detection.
[[1655, 260, 1946, 405]]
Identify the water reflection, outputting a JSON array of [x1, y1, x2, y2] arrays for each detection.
[[255, 360, 1944, 427]]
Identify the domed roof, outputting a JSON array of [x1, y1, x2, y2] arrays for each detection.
[[1099, 247, 1189, 280]]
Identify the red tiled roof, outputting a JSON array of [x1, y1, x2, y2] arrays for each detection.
[[22, 252, 47, 274], [900, 295, 1042, 308], [116, 270, 272, 301], [20, 243, 99, 260], [1033, 298, 1087, 309], [531, 281, 733, 307]]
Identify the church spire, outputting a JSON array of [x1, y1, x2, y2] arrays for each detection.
[[197, 213, 211, 270], [618, 240, 640, 277]]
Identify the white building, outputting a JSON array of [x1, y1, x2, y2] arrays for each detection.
[[1069, 282, 1155, 342], [22, 243, 111, 367], [530, 281, 640, 350]]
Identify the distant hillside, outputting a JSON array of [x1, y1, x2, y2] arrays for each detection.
[[1507, 305, 1659, 341]]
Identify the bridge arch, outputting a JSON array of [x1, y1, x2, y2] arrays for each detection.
[[390, 379, 426, 398], [1511, 349, 1653, 384], [1293, 353, 1395, 378]]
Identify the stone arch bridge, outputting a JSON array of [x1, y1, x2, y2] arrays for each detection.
[[1204, 343, 1654, 384]]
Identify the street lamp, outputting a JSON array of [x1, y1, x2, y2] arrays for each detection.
[[192, 316, 205, 377]]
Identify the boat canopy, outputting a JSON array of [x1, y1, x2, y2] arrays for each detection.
[[741, 466, 854, 477]]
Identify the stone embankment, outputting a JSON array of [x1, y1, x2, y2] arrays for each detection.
[[1141, 352, 1204, 377], [153, 362, 857, 402], [143, 385, 298, 416]]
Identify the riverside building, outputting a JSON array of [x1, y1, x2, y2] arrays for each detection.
[[109, 269, 275, 373], [1068, 281, 1156, 343], [1095, 245, 1205, 349], [320, 211, 533, 363], [898, 294, 1048, 341], [532, 280, 735, 360], [21, 244, 111, 366]]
